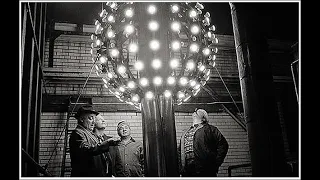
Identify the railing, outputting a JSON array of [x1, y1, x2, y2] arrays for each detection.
[[22, 148, 53, 177]]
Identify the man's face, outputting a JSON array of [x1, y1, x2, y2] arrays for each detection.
[[117, 123, 131, 138], [192, 112, 201, 121], [95, 114, 106, 129], [80, 113, 96, 131]]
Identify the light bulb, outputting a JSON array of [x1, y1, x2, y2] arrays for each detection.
[[171, 40, 181, 51], [190, 43, 199, 53], [128, 43, 138, 53], [124, 24, 135, 35], [148, 21, 159, 31], [117, 65, 126, 74], [190, 80, 197, 87], [134, 61, 144, 71], [149, 40, 160, 51], [107, 30, 115, 39], [202, 48, 211, 56], [189, 9, 197, 18], [127, 81, 136, 89], [145, 91, 154, 99], [179, 77, 188, 86], [167, 76, 176, 85], [140, 77, 149, 87], [107, 15, 115, 23], [171, 4, 179, 13], [164, 90, 172, 98], [125, 8, 134, 18], [153, 76, 163, 86], [131, 94, 140, 102], [170, 58, 179, 69], [119, 86, 125, 92], [190, 25, 200, 35], [99, 56, 107, 63], [171, 21, 181, 32], [186, 60, 195, 70], [199, 64, 205, 72], [177, 91, 185, 99], [147, 5, 157, 14], [110, 49, 119, 57], [151, 58, 162, 69]]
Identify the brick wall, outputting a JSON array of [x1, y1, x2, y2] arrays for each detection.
[[39, 111, 251, 177]]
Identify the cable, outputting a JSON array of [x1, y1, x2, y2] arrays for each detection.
[[44, 58, 98, 170], [214, 66, 244, 119]]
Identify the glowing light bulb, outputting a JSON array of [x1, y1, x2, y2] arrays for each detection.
[[190, 43, 199, 53], [134, 61, 144, 71], [119, 86, 125, 92], [190, 25, 200, 35], [186, 60, 195, 70], [131, 94, 140, 102], [117, 65, 126, 74], [153, 76, 163, 86], [189, 9, 197, 18], [190, 80, 197, 87], [107, 72, 113, 79], [147, 5, 157, 14], [177, 91, 185, 99], [140, 77, 149, 87], [124, 24, 135, 35], [164, 90, 172, 98], [145, 91, 154, 99], [194, 84, 201, 90], [127, 81, 136, 89], [107, 15, 115, 23], [151, 58, 162, 69], [170, 58, 179, 69], [198, 64, 206, 72], [171, 4, 179, 13], [125, 8, 134, 18], [148, 21, 159, 31], [110, 49, 119, 57], [167, 76, 176, 85], [171, 40, 181, 51], [128, 43, 138, 53], [99, 56, 107, 63], [171, 21, 181, 32], [149, 40, 160, 51], [202, 48, 211, 56], [95, 39, 102, 46], [179, 77, 188, 86], [107, 30, 115, 38]]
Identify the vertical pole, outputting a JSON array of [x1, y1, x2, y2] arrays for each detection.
[[135, 3, 178, 176], [159, 95, 179, 177], [229, 3, 288, 176], [141, 97, 166, 176]]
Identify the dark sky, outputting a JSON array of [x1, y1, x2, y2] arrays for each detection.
[[46, 2, 299, 42]]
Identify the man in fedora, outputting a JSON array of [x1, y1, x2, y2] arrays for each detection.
[[69, 105, 114, 177]]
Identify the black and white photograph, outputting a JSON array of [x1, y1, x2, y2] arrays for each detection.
[[20, 1, 300, 179]]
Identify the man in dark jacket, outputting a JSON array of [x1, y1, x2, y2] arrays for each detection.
[[69, 105, 114, 177], [93, 114, 125, 177], [179, 108, 229, 177]]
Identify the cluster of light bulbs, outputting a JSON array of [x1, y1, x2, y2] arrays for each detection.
[[91, 2, 218, 109]]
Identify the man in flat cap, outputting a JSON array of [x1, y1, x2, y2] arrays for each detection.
[[178, 108, 229, 177], [114, 121, 144, 177], [69, 105, 114, 177]]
